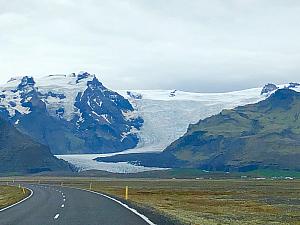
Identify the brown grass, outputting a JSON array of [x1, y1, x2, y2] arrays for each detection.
[[2, 178, 299, 225], [74, 179, 300, 224], [0, 185, 29, 209]]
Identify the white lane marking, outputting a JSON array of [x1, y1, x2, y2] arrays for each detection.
[[61, 204, 65, 208], [54, 214, 60, 219], [63, 198, 66, 202], [76, 188, 156, 225], [0, 186, 34, 212], [39, 184, 155, 225]]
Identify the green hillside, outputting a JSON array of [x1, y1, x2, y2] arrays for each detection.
[[100, 89, 300, 172], [165, 88, 300, 171]]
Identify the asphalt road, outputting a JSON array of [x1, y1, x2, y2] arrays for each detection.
[[0, 184, 152, 225]]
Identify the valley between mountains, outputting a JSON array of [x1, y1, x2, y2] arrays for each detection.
[[0, 72, 299, 175]]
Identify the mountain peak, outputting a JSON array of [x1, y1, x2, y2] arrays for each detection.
[[17, 76, 36, 89], [14, 76, 37, 97], [87, 76, 104, 90], [287, 82, 300, 89], [261, 83, 278, 95], [0, 72, 142, 154], [76, 71, 95, 83], [5, 76, 35, 89]]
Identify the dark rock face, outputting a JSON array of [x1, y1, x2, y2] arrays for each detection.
[[261, 83, 278, 95], [261, 82, 300, 96], [17, 76, 35, 90], [76, 72, 91, 83], [169, 90, 177, 97], [71, 77, 143, 153], [127, 91, 142, 100], [0, 116, 73, 174], [43, 91, 66, 100], [96, 152, 185, 168], [0, 73, 143, 154], [287, 82, 300, 89]]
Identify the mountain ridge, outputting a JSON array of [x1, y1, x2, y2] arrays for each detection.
[[0, 72, 143, 154], [98, 88, 300, 172]]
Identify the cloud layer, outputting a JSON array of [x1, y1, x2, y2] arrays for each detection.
[[0, 0, 299, 92]]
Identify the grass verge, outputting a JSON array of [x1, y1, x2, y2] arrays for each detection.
[[4, 178, 299, 225], [0, 185, 30, 210]]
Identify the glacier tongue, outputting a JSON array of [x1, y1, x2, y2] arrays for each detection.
[[58, 87, 269, 173], [118, 88, 267, 152], [54, 84, 300, 173], [56, 154, 166, 173], [117, 83, 300, 154]]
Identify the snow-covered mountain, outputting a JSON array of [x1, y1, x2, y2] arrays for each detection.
[[99, 87, 300, 173], [1, 73, 298, 173], [58, 82, 300, 172], [117, 87, 267, 152], [0, 72, 143, 154], [118, 82, 300, 152]]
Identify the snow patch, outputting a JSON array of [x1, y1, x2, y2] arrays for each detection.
[[35, 74, 94, 121], [0, 90, 31, 117]]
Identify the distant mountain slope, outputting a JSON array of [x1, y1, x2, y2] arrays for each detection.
[[164, 88, 300, 171], [60, 86, 270, 172], [0, 72, 143, 154], [99, 88, 300, 172], [115, 83, 296, 152], [60, 82, 299, 173], [0, 117, 72, 174]]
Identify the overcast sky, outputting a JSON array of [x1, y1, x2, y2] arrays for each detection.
[[0, 0, 299, 92]]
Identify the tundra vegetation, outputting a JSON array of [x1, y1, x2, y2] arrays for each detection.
[[4, 178, 298, 225], [0, 185, 29, 209]]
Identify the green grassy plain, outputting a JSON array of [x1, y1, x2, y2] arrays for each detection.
[[0, 185, 29, 210], [5, 178, 299, 225]]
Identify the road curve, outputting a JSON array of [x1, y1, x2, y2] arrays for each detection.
[[0, 183, 152, 225]]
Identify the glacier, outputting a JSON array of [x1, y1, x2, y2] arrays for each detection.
[[58, 83, 300, 173], [118, 88, 267, 151], [58, 86, 272, 172], [2, 74, 298, 173]]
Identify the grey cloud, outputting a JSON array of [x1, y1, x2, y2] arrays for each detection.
[[0, 0, 299, 92]]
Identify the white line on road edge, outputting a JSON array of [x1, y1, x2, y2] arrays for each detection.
[[0, 186, 34, 212], [54, 214, 60, 219], [61, 204, 65, 208], [30, 184, 156, 225], [82, 188, 156, 225]]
